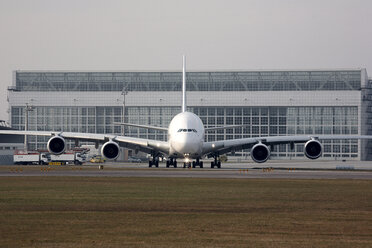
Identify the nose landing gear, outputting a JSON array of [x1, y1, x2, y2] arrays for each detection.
[[182, 158, 203, 168], [183, 162, 191, 168]]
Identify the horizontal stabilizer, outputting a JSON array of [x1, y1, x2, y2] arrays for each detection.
[[113, 122, 168, 132]]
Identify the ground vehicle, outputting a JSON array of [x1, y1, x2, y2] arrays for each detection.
[[128, 156, 142, 163], [50, 151, 86, 165], [90, 155, 105, 163], [14, 150, 49, 165]]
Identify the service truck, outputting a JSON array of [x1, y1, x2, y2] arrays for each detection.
[[14, 150, 50, 165], [50, 151, 87, 165]]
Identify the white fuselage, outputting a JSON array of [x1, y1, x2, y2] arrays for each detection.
[[168, 112, 205, 159]]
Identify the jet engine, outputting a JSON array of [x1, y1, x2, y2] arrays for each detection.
[[251, 143, 270, 163], [101, 141, 120, 160], [47, 136, 66, 155], [304, 139, 322, 159]]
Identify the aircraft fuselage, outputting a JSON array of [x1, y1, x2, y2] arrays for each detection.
[[168, 112, 204, 159]]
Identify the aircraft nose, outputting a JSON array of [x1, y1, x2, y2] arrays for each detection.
[[172, 134, 200, 154]]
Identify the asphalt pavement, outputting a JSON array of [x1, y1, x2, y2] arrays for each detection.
[[1, 160, 372, 180]]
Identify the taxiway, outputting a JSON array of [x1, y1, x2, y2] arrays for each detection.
[[1, 161, 372, 180]]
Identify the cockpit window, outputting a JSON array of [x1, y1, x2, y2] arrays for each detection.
[[177, 129, 197, 133]]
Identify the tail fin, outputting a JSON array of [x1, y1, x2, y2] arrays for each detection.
[[182, 55, 187, 112]]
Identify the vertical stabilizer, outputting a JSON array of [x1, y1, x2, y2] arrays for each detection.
[[182, 55, 187, 112]]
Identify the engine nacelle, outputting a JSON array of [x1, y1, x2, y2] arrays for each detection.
[[304, 139, 322, 159], [101, 141, 120, 160], [47, 136, 66, 155], [251, 143, 270, 163]]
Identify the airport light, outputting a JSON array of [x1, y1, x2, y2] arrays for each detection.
[[24, 103, 35, 151], [121, 85, 129, 136]]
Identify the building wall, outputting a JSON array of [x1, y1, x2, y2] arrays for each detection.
[[0, 121, 24, 165]]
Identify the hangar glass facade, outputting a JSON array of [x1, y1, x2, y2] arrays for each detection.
[[8, 69, 370, 160], [12, 70, 361, 92], [11, 105, 360, 159]]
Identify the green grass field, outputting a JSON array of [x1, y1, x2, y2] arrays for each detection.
[[0, 177, 372, 248]]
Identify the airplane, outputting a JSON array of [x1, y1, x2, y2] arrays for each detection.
[[1, 56, 372, 168]]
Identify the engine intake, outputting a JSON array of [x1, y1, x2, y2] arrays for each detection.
[[304, 139, 322, 159], [47, 136, 66, 155], [101, 141, 120, 160], [251, 143, 270, 163]]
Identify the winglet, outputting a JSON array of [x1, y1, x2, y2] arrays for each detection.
[[182, 55, 187, 112]]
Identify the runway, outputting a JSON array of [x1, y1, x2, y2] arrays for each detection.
[[2, 164, 372, 180]]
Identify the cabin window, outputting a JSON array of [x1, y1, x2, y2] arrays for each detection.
[[177, 129, 197, 133]]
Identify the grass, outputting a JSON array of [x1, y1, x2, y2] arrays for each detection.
[[0, 177, 372, 247]]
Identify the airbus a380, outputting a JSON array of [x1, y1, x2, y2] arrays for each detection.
[[1, 56, 372, 168]]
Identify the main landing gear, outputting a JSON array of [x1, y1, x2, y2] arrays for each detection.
[[192, 158, 203, 168], [148, 153, 159, 168], [166, 158, 177, 168], [148, 158, 159, 168], [211, 156, 221, 169]]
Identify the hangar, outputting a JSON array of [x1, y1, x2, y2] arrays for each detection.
[[7, 68, 372, 161]]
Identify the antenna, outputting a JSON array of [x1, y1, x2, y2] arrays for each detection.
[[182, 55, 187, 112]]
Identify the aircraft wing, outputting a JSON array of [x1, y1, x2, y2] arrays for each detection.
[[202, 135, 372, 156], [0, 130, 169, 155]]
